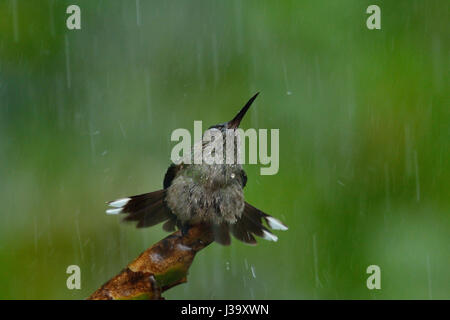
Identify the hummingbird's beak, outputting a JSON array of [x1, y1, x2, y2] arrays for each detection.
[[228, 92, 259, 129]]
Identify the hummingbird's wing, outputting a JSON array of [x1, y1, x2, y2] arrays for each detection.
[[163, 163, 182, 189], [240, 169, 247, 188], [106, 190, 176, 229], [105, 164, 182, 231]]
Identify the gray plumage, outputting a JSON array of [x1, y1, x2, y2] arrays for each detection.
[[166, 163, 245, 225]]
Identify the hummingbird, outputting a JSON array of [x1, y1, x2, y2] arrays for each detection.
[[106, 93, 287, 245]]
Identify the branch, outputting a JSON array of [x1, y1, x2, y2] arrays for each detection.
[[88, 224, 214, 300]]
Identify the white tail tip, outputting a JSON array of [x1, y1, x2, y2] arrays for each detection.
[[266, 216, 288, 231], [108, 198, 130, 208], [262, 230, 278, 242], [106, 208, 123, 215]]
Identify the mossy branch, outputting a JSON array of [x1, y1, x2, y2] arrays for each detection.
[[88, 224, 214, 300]]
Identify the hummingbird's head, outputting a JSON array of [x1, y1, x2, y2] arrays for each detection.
[[208, 92, 259, 132], [197, 93, 259, 165]]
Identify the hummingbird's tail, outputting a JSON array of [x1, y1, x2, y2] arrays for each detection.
[[225, 202, 288, 245], [106, 190, 176, 230]]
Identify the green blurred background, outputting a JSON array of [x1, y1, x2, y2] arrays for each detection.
[[0, 0, 448, 299]]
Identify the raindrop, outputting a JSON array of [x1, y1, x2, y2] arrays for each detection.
[[135, 0, 141, 26], [250, 265, 256, 278], [313, 233, 322, 288], [384, 163, 391, 212], [413, 150, 420, 202], [426, 255, 432, 299], [282, 59, 291, 94], [75, 217, 84, 262], [118, 121, 127, 138], [212, 34, 219, 86], [64, 35, 71, 89], [12, 0, 19, 42]]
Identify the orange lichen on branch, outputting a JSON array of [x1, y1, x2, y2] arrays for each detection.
[[88, 224, 214, 300]]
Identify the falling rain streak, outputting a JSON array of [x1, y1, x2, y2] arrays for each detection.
[[12, 0, 19, 42], [426, 255, 432, 299], [65, 35, 71, 89], [413, 150, 420, 202], [313, 234, 322, 288], [135, 0, 141, 26]]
